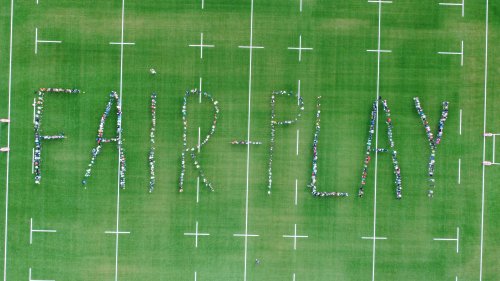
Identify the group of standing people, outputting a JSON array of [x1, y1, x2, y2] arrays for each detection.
[[33, 88, 79, 184], [268, 90, 304, 194], [358, 97, 402, 199], [148, 93, 157, 193], [179, 89, 219, 193], [82, 91, 126, 189], [413, 97, 449, 197], [308, 96, 349, 198]]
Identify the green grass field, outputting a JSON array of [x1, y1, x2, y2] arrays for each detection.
[[0, 0, 499, 280]]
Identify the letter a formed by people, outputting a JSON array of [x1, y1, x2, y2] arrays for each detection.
[[358, 97, 402, 199], [82, 91, 126, 189]]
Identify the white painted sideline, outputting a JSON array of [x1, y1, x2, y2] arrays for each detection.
[[3, 0, 14, 279], [479, 1, 489, 279]]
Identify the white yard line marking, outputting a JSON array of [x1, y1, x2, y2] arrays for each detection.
[[198, 127, 201, 153], [196, 177, 200, 203], [439, 0, 465, 17], [201, 0, 204, 9], [240, 0, 258, 280], [109, 42, 135, 45], [184, 221, 210, 248], [479, 1, 489, 279], [28, 268, 55, 281], [366, 49, 391, 53], [3, 0, 13, 279], [34, 28, 62, 55], [368, 0, 392, 3], [458, 158, 461, 184], [31, 148, 34, 174], [433, 227, 460, 253], [459, 109, 462, 135], [30, 218, 57, 245], [492, 135, 495, 163], [293, 273, 296, 281], [282, 224, 308, 250], [111, 0, 128, 280], [194, 271, 197, 281], [288, 35, 313, 62], [238, 45, 264, 49], [233, 233, 259, 237], [438, 40, 464, 66], [32, 98, 35, 124], [361, 236, 388, 240], [297, 80, 301, 105], [294, 179, 298, 206], [296, 129, 299, 156], [366, 0, 386, 280], [105, 231, 130, 234], [199, 77, 202, 103], [189, 33, 214, 59], [299, 0, 302, 12]]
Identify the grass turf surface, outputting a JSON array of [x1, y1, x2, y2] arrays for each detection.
[[0, 0, 499, 280]]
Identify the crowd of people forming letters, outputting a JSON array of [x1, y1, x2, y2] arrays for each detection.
[[31, 85, 450, 200], [413, 97, 449, 197], [148, 93, 157, 193], [308, 96, 349, 197], [268, 90, 304, 194], [82, 91, 126, 189], [358, 97, 402, 199], [33, 88, 80, 184], [179, 89, 220, 193]]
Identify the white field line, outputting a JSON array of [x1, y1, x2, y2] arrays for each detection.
[[28, 268, 55, 281], [199, 77, 202, 103], [105, 231, 130, 234], [238, 45, 264, 49], [189, 33, 214, 59], [35, 28, 62, 55], [198, 127, 201, 153], [288, 35, 313, 62], [439, 0, 464, 17], [295, 179, 298, 206], [368, 0, 387, 280], [459, 109, 462, 135], [184, 221, 210, 248], [113, 0, 127, 280], [109, 42, 135, 45], [479, 0, 489, 279], [196, 176, 200, 203], [293, 273, 296, 281], [282, 224, 308, 250], [299, 0, 302, 12], [296, 129, 299, 156], [3, 0, 14, 279], [368, 0, 392, 3], [242, 0, 256, 280], [458, 158, 461, 184], [297, 80, 301, 105], [433, 227, 459, 253], [31, 148, 34, 174], [201, 0, 204, 9], [361, 236, 388, 240], [493, 135, 495, 163], [30, 218, 57, 245], [233, 233, 259, 237], [366, 49, 391, 53], [438, 40, 464, 66], [32, 98, 35, 124]]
